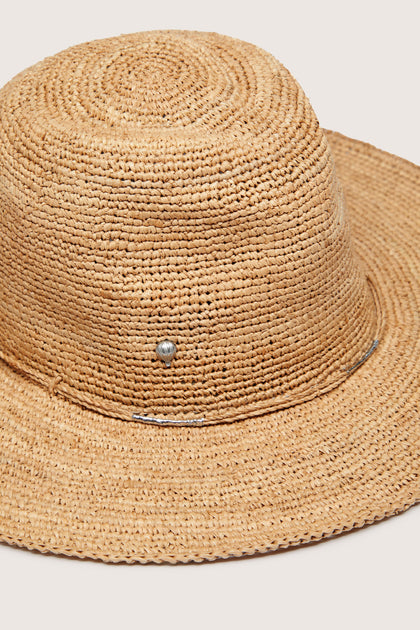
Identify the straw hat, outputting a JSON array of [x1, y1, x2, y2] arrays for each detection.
[[0, 30, 418, 564]]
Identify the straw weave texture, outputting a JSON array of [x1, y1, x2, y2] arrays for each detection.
[[0, 31, 418, 563], [0, 31, 379, 424]]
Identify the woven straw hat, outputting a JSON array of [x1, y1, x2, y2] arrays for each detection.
[[0, 30, 418, 564]]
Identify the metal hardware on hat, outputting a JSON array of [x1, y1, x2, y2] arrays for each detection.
[[155, 340, 177, 367], [132, 336, 381, 427], [131, 414, 205, 426], [347, 339, 379, 372]]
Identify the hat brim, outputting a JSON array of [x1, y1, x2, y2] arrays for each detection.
[[0, 130, 419, 564]]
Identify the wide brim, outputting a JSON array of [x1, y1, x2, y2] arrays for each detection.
[[0, 130, 419, 564]]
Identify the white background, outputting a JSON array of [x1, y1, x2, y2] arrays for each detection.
[[0, 1, 419, 628]]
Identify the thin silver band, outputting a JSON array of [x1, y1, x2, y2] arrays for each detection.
[[131, 414, 205, 426], [133, 339, 380, 426], [347, 339, 379, 372]]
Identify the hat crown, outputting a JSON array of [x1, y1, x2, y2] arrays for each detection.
[[0, 31, 379, 424]]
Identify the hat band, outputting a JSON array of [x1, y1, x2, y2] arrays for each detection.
[[0, 278, 383, 427], [132, 336, 380, 425]]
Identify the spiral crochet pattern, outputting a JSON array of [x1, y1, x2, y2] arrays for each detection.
[[0, 30, 379, 424], [0, 31, 418, 564]]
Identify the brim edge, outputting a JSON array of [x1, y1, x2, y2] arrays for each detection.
[[1, 497, 418, 565]]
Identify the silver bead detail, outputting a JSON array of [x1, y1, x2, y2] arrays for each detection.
[[155, 340, 177, 367]]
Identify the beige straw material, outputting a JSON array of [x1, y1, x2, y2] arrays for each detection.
[[0, 31, 418, 563], [0, 30, 380, 425]]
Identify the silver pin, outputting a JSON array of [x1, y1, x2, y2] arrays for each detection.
[[155, 339, 177, 367]]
